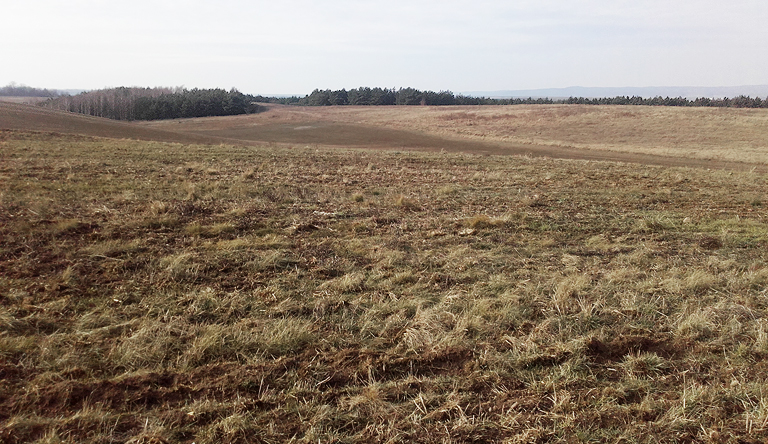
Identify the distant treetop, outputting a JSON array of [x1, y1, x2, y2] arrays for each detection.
[[0, 83, 60, 97], [259, 87, 768, 108], [41, 87, 266, 121]]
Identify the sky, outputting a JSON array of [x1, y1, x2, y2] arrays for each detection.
[[2, 0, 767, 95]]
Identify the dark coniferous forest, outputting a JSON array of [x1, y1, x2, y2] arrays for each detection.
[[283, 87, 768, 108]]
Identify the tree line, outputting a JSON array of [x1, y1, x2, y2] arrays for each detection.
[[41, 87, 265, 120], [18, 83, 768, 122], [257, 87, 768, 108], [254, 87, 489, 106], [0, 83, 61, 97], [562, 95, 768, 108]]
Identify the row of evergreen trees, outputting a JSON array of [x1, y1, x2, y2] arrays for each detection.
[[301, 87, 462, 106], [42, 87, 264, 120], [131, 88, 264, 120], [255, 88, 487, 106], [257, 87, 768, 109], [562, 95, 768, 107]]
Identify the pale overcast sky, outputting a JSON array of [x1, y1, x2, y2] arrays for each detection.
[[2, 0, 767, 95]]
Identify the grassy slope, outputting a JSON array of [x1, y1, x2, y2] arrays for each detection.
[[0, 102, 229, 145], [5, 100, 767, 170], [141, 105, 768, 169], [2, 129, 768, 443], [0, 97, 51, 105], [344, 105, 768, 164]]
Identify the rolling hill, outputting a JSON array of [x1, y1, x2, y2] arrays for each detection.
[[3, 101, 768, 172], [0, 101, 226, 145]]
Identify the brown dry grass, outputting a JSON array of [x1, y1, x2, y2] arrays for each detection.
[[4, 100, 768, 170], [0, 102, 228, 145], [0, 97, 50, 105], [141, 104, 768, 168], [341, 105, 768, 163], [2, 129, 768, 442]]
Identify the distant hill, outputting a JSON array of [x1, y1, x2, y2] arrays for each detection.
[[0, 101, 231, 145], [0, 96, 51, 105], [464, 85, 768, 99], [0, 83, 59, 98]]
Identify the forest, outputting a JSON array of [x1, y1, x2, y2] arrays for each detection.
[[278, 87, 768, 108], [41, 87, 265, 121]]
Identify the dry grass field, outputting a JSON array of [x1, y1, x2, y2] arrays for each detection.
[[0, 102, 228, 146], [141, 104, 768, 170], [1, 104, 768, 442], [0, 97, 51, 105]]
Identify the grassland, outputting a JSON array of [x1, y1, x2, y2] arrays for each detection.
[[2, 123, 768, 443], [0, 102, 227, 146], [0, 97, 50, 105], [141, 104, 768, 170]]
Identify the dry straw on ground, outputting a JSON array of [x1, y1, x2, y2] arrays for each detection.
[[142, 104, 768, 167], [1, 123, 768, 443]]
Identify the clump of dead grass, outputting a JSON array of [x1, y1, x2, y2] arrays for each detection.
[[394, 194, 419, 210]]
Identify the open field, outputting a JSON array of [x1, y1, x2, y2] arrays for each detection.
[[2, 127, 768, 442], [140, 104, 768, 170], [4, 101, 768, 171], [0, 102, 229, 146], [0, 97, 51, 105]]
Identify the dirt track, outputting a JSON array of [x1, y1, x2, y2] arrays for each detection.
[[3, 101, 766, 172]]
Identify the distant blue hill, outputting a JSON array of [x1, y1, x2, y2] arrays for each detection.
[[463, 85, 768, 99]]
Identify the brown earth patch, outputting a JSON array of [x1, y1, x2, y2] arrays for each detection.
[[585, 335, 684, 363]]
